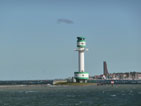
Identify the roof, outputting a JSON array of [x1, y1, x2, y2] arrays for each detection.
[[77, 37, 85, 42]]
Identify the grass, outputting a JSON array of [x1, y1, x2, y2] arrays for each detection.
[[54, 82, 97, 86]]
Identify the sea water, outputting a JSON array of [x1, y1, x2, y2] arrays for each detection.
[[0, 84, 141, 106]]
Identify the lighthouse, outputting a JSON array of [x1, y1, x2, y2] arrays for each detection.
[[74, 37, 89, 83]]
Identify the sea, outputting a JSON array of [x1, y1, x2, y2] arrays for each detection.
[[0, 84, 141, 106]]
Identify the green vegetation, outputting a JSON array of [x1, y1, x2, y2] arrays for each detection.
[[54, 82, 97, 86]]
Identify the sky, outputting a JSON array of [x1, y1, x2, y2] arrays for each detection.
[[0, 0, 140, 80]]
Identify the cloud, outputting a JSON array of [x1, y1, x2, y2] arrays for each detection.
[[57, 19, 74, 24]]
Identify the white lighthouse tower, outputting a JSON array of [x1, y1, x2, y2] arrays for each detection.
[[74, 37, 89, 83]]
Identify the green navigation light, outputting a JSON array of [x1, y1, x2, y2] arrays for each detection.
[[77, 37, 86, 48], [77, 37, 85, 42]]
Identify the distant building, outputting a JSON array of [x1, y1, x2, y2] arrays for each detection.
[[92, 61, 141, 80], [93, 72, 141, 80], [103, 61, 109, 77]]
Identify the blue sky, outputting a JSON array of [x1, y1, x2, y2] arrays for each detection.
[[0, 0, 140, 80]]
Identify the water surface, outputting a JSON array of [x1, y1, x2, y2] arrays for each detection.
[[0, 84, 141, 106]]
